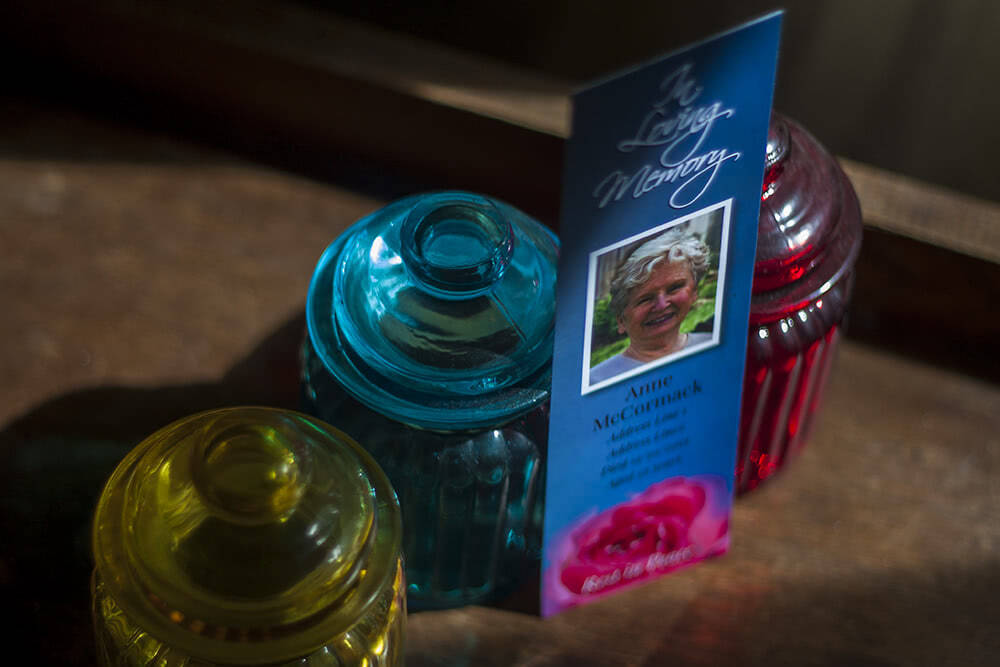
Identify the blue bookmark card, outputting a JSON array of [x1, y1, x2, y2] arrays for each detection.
[[542, 13, 782, 616]]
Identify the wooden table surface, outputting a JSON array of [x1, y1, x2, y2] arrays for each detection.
[[2, 101, 997, 666]]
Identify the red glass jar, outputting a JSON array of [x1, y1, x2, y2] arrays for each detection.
[[736, 113, 863, 493]]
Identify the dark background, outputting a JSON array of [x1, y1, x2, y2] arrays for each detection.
[[4, 0, 999, 203], [318, 0, 999, 202]]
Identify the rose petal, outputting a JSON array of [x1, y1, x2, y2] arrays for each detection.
[[549, 476, 730, 613]]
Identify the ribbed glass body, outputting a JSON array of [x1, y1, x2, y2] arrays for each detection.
[[91, 408, 405, 666], [738, 277, 852, 492], [302, 345, 547, 609], [736, 114, 862, 493], [303, 192, 557, 609]]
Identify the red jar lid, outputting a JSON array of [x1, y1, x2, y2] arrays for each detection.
[[751, 114, 863, 322]]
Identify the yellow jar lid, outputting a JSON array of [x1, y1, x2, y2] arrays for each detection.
[[92, 407, 401, 664]]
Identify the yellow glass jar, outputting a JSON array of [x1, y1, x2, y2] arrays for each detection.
[[91, 407, 405, 666]]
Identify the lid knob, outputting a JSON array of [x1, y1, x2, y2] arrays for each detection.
[[194, 424, 307, 524], [762, 114, 790, 200], [400, 193, 514, 297]]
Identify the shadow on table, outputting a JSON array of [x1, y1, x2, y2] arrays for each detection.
[[0, 313, 306, 666], [405, 561, 1000, 667], [0, 307, 542, 665]]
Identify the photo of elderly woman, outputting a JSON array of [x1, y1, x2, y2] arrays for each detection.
[[585, 203, 727, 391]]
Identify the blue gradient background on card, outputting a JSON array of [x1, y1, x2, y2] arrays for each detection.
[[542, 13, 782, 616]]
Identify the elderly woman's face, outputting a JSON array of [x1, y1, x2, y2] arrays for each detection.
[[617, 261, 698, 347]]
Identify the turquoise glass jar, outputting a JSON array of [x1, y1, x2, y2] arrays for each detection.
[[302, 192, 558, 609]]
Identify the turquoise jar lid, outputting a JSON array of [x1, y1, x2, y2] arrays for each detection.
[[306, 192, 559, 430]]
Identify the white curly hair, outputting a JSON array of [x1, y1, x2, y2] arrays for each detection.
[[609, 229, 709, 320]]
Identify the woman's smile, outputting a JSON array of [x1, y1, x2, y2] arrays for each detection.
[[642, 310, 676, 328], [618, 260, 698, 358]]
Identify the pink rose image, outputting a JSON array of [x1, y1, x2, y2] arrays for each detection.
[[542, 475, 730, 615]]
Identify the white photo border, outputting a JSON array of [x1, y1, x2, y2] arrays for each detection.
[[581, 199, 733, 394]]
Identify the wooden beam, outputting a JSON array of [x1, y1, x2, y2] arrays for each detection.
[[6, 0, 998, 264]]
